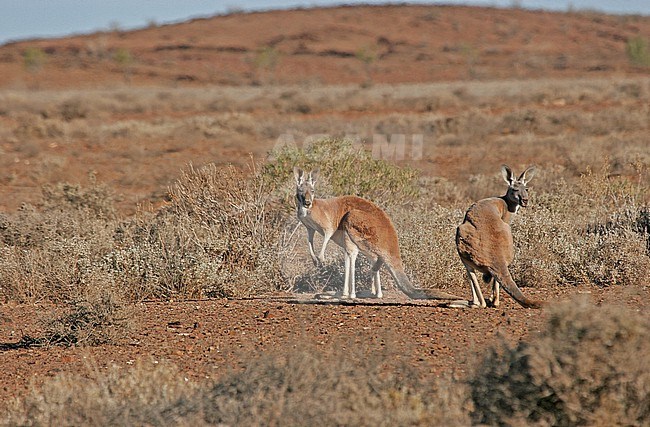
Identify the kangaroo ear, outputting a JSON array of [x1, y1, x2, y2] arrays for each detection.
[[501, 164, 514, 184], [309, 168, 320, 185], [519, 166, 536, 184], [293, 166, 304, 184]]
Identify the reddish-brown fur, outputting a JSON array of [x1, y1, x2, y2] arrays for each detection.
[[294, 167, 459, 300]]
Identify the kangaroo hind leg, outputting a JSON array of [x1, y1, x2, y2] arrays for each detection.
[[489, 278, 500, 307], [483, 273, 500, 308], [341, 238, 359, 299], [371, 258, 383, 298], [449, 261, 487, 308], [467, 268, 486, 308]]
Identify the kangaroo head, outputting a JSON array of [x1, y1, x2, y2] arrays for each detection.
[[293, 167, 320, 210], [501, 165, 536, 211]]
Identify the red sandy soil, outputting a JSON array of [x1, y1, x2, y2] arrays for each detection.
[[1, 285, 647, 402], [1, 5, 649, 89]]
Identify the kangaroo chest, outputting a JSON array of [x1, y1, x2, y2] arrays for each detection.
[[297, 209, 326, 235]]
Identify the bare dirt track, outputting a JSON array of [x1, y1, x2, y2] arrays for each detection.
[[1, 285, 647, 402]]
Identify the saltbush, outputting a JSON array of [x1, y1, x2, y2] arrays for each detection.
[[264, 137, 420, 207], [470, 298, 650, 426]]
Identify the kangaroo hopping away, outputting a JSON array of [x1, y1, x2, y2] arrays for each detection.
[[293, 167, 459, 300], [453, 165, 543, 309]]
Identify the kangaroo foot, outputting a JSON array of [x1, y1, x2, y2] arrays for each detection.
[[448, 300, 481, 308], [486, 298, 500, 308]]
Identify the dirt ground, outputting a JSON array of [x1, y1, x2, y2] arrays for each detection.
[[2, 5, 649, 88], [1, 284, 647, 402]]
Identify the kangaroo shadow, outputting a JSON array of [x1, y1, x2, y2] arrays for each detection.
[[292, 263, 345, 294], [0, 335, 45, 351], [291, 258, 375, 295]]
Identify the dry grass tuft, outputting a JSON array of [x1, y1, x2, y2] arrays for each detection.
[[3, 360, 201, 426], [105, 163, 286, 299], [391, 202, 467, 292], [203, 338, 469, 426], [41, 285, 133, 347], [511, 164, 650, 289]]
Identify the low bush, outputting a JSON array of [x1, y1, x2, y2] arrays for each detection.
[[264, 137, 420, 207], [626, 36, 650, 67], [0, 180, 119, 302], [202, 338, 469, 426], [103, 163, 287, 299], [511, 165, 650, 289], [3, 360, 200, 426], [390, 202, 467, 292], [4, 336, 470, 426], [470, 297, 650, 426], [41, 175, 117, 219], [41, 285, 133, 346]]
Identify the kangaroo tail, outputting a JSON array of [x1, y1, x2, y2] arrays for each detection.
[[386, 262, 460, 300], [490, 267, 543, 309]]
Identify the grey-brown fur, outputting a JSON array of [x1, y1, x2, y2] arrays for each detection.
[[454, 165, 543, 309]]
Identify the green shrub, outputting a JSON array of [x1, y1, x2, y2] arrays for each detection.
[[113, 48, 134, 82], [23, 47, 46, 73], [264, 137, 420, 207], [470, 297, 650, 426], [626, 36, 650, 67]]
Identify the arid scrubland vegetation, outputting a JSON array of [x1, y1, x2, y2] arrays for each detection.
[[1, 78, 649, 422], [3, 299, 649, 425], [1, 4, 650, 425], [1, 77, 648, 209], [1, 78, 649, 303]]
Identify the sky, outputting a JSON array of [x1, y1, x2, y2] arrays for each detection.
[[2, 0, 649, 45]]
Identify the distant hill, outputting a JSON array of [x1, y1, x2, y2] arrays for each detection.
[[1, 5, 649, 88]]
